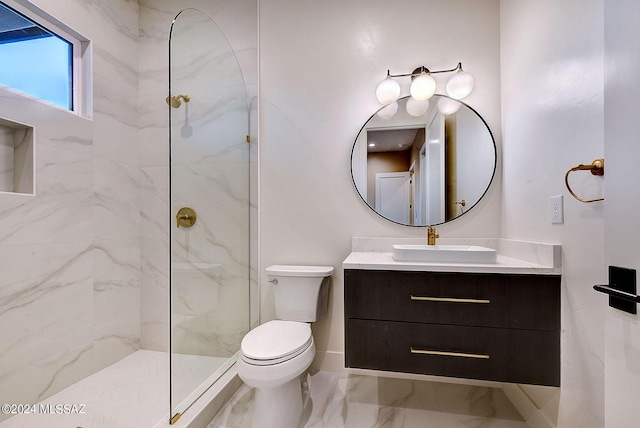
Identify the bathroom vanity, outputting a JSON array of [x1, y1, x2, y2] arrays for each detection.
[[343, 238, 562, 387]]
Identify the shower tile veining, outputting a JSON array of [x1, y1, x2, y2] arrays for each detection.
[[0, 350, 227, 428], [208, 372, 529, 428]]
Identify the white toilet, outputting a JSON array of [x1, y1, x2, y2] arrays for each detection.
[[237, 265, 334, 428]]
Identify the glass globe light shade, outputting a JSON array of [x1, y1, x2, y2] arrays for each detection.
[[405, 97, 429, 117], [410, 73, 436, 101], [377, 101, 398, 119], [437, 97, 462, 115], [446, 70, 475, 100], [375, 77, 401, 105]]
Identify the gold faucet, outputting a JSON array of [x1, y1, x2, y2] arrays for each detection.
[[427, 226, 439, 245]]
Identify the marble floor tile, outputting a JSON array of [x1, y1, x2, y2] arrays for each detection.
[[208, 372, 530, 428]]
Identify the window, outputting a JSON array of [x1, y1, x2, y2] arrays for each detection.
[[0, 1, 91, 117]]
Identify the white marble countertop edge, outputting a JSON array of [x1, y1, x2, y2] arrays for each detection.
[[343, 236, 562, 275]]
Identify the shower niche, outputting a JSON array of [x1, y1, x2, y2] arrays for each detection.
[[0, 117, 34, 195]]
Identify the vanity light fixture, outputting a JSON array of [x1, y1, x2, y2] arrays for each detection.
[[375, 63, 475, 106]]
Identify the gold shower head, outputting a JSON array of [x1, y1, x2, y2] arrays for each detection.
[[166, 94, 190, 108]]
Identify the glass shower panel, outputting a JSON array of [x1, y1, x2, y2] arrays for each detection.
[[168, 8, 249, 422]]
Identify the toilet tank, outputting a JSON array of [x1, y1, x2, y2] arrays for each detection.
[[267, 265, 334, 322]]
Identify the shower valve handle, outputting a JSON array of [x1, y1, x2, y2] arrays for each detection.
[[176, 207, 197, 228]]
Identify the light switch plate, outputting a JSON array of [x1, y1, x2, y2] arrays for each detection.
[[551, 195, 564, 224]]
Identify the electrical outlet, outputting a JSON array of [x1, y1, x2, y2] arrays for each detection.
[[551, 195, 564, 224]]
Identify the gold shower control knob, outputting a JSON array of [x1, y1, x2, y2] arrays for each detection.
[[176, 207, 196, 228]]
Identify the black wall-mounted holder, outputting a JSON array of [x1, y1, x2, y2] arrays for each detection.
[[593, 266, 639, 315]]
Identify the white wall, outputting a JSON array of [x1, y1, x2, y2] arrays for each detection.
[[501, 1, 605, 426], [261, 1, 607, 426], [259, 0, 502, 370], [603, 1, 640, 426]]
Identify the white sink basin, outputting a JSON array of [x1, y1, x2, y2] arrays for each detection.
[[392, 244, 497, 264]]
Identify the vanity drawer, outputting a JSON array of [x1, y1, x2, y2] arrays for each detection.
[[345, 319, 560, 386], [344, 269, 560, 331]]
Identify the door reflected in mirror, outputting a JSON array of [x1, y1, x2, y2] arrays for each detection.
[[351, 95, 496, 226]]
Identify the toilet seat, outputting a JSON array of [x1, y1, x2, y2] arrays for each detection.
[[240, 320, 312, 366]]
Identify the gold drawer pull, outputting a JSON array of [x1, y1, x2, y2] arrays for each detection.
[[410, 295, 490, 304], [410, 347, 490, 359]]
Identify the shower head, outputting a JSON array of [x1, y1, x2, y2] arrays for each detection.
[[166, 94, 190, 108]]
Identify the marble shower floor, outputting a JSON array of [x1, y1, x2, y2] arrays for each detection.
[[208, 372, 530, 428], [0, 350, 228, 428]]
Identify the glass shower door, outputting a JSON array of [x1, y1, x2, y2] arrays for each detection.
[[168, 8, 249, 423]]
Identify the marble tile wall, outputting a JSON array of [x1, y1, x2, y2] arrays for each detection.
[[0, 0, 140, 421], [9, 125, 34, 195], [138, 0, 258, 354], [0, 0, 256, 422], [169, 89, 251, 357], [169, 42, 250, 355], [0, 125, 13, 192]]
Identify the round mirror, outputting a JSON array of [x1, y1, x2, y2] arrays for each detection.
[[351, 95, 496, 226]]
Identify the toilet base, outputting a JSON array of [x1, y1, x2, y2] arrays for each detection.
[[251, 375, 305, 428]]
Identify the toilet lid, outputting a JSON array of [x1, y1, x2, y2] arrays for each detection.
[[241, 320, 312, 363]]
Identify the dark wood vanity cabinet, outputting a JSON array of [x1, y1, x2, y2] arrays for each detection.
[[344, 269, 561, 386]]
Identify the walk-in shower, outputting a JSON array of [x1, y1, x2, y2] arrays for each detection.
[[0, 6, 251, 427]]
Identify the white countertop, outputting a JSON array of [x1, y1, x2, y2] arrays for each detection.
[[343, 237, 562, 275], [343, 251, 560, 275]]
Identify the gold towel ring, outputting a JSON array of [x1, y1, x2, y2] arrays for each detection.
[[564, 159, 604, 203]]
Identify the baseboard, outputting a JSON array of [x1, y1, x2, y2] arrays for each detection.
[[310, 350, 347, 373]]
